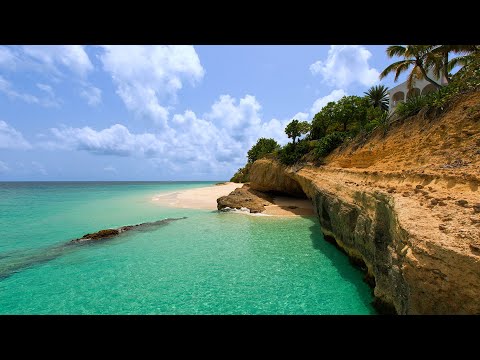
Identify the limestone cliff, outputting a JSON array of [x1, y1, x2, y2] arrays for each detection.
[[232, 92, 480, 314]]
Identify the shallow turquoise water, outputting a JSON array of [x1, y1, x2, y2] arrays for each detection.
[[0, 182, 375, 314]]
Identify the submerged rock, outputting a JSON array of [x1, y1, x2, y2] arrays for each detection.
[[71, 217, 187, 243]]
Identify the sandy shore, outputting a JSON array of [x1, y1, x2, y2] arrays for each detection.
[[152, 182, 314, 216], [152, 182, 242, 210], [263, 196, 314, 216]]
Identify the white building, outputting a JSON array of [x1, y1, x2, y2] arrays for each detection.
[[388, 69, 448, 113]]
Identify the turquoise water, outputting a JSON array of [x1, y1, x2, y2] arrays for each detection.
[[0, 182, 375, 314]]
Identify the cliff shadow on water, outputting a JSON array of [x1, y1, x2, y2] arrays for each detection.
[[307, 219, 378, 314]]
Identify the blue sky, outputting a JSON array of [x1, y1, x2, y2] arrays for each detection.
[[0, 45, 404, 181]]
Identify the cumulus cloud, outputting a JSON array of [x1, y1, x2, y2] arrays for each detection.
[[80, 85, 102, 106], [310, 45, 379, 88], [22, 45, 93, 77], [310, 89, 347, 116], [0, 120, 32, 150], [50, 124, 167, 157], [99, 45, 204, 126], [44, 91, 350, 178], [0, 160, 9, 174]]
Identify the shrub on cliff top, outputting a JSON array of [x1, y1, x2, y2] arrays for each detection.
[[314, 132, 347, 158], [247, 137, 281, 163], [230, 163, 252, 183], [278, 140, 310, 166]]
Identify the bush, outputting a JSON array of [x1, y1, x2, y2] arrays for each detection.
[[278, 140, 310, 166], [364, 111, 389, 133], [314, 132, 347, 158], [395, 95, 428, 117], [230, 163, 252, 183], [247, 138, 281, 163]]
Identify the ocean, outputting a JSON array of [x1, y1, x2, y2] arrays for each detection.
[[0, 182, 375, 314]]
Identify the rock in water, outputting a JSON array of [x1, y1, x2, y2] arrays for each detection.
[[71, 217, 187, 243]]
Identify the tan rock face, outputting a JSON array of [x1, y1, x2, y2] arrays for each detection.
[[217, 184, 273, 213]]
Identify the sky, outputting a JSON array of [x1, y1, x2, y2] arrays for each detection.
[[0, 45, 405, 181]]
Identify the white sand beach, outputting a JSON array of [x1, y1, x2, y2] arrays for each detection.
[[152, 182, 242, 210], [152, 182, 314, 216]]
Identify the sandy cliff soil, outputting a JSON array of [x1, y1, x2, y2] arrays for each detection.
[[224, 92, 480, 314]]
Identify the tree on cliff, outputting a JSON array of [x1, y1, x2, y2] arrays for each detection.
[[331, 95, 369, 132], [247, 137, 280, 163], [309, 102, 335, 140], [285, 119, 310, 144]]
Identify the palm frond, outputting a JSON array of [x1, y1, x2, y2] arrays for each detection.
[[386, 45, 407, 58], [394, 61, 412, 82], [380, 60, 412, 80]]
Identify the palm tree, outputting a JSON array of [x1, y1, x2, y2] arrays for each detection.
[[379, 45, 441, 90], [364, 85, 389, 112], [429, 45, 479, 83]]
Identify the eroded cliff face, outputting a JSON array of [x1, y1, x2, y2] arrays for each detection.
[[249, 159, 480, 315]]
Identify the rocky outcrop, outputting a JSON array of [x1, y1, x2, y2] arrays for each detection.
[[217, 184, 273, 213], [71, 217, 187, 243], [248, 159, 480, 314]]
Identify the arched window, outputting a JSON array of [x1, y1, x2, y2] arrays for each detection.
[[392, 91, 405, 107], [421, 84, 437, 96], [407, 88, 421, 99]]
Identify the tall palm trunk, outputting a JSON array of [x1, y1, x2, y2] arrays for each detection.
[[417, 59, 442, 88], [443, 51, 450, 83]]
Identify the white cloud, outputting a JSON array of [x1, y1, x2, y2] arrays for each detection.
[[0, 76, 60, 108], [310, 45, 379, 88], [310, 89, 347, 116], [0, 160, 9, 173], [99, 45, 204, 126], [37, 83, 54, 97], [22, 45, 93, 77], [45, 91, 355, 178], [0, 120, 32, 150], [0, 75, 40, 105], [50, 124, 167, 157], [291, 112, 309, 121], [80, 85, 102, 106]]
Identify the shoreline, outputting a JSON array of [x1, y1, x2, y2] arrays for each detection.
[[152, 182, 314, 216]]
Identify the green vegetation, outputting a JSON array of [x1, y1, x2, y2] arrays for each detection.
[[247, 137, 280, 163], [396, 95, 428, 117], [278, 140, 311, 165], [315, 132, 348, 157], [230, 163, 252, 183], [364, 85, 389, 111], [285, 119, 310, 144]]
